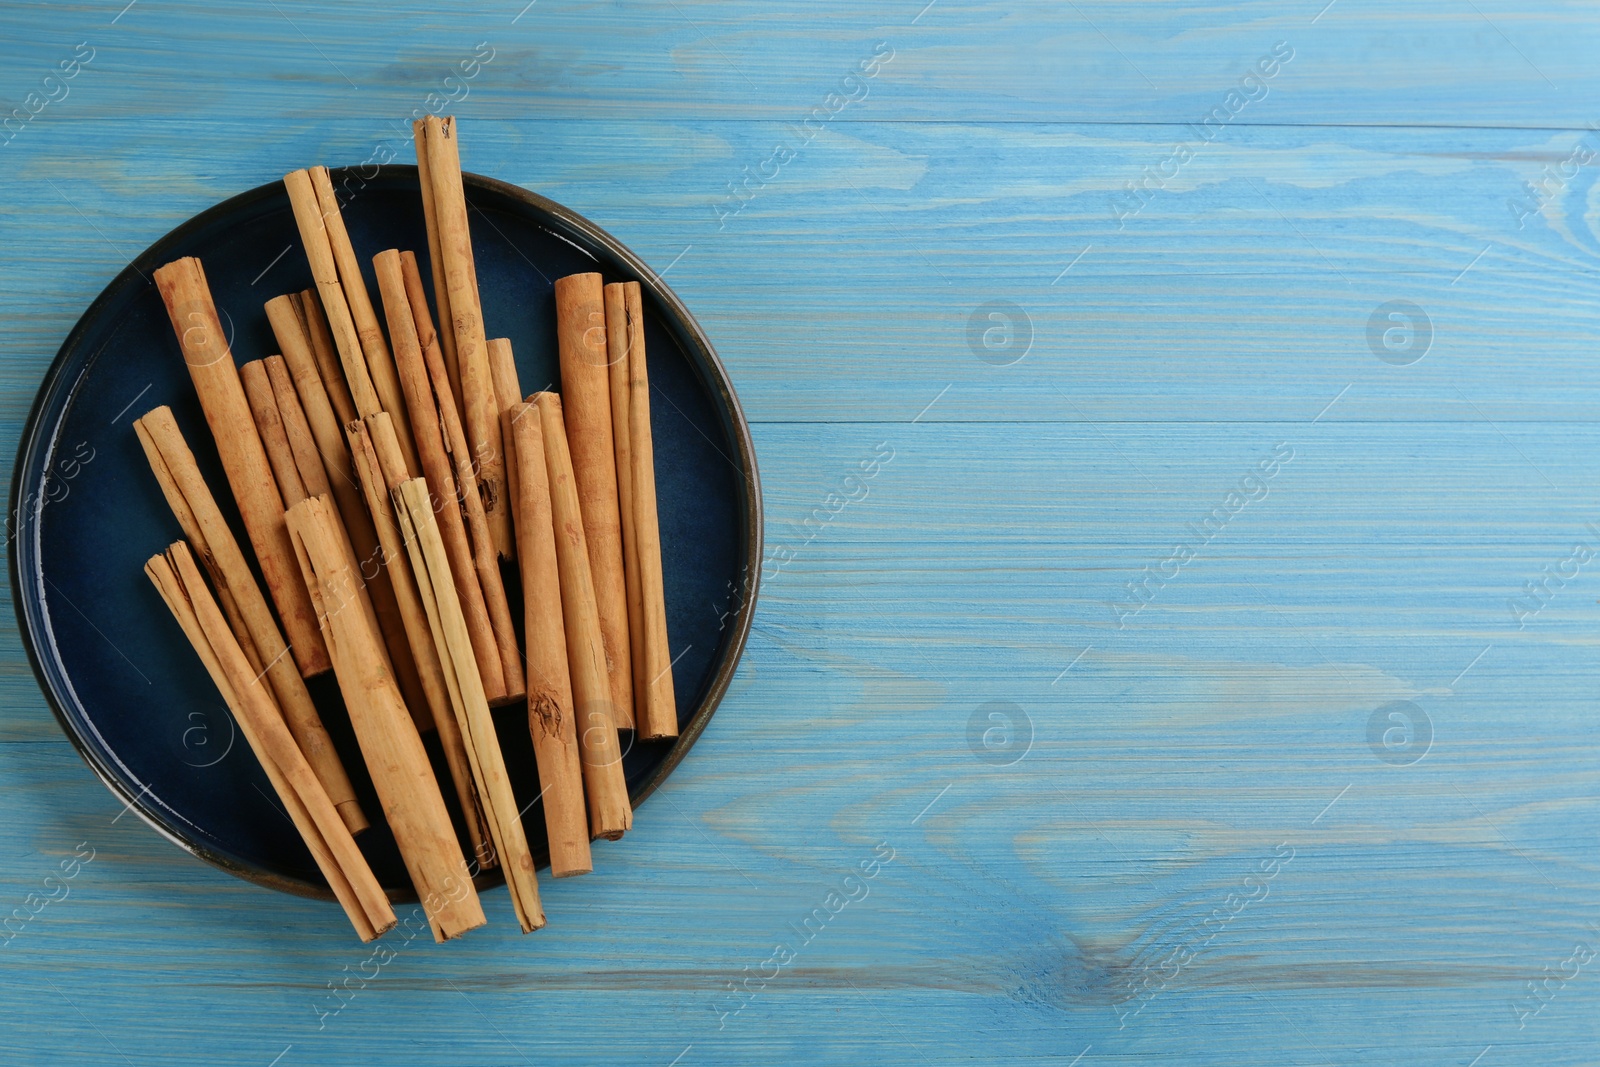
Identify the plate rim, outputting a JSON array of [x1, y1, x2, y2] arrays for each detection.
[[8, 164, 762, 903]]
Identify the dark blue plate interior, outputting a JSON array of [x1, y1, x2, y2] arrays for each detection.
[[11, 166, 760, 899]]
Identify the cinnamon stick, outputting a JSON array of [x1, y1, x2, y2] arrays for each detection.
[[534, 392, 632, 840], [307, 167, 421, 476], [606, 282, 679, 739], [133, 407, 366, 833], [555, 273, 634, 731], [152, 256, 329, 676], [240, 360, 308, 506], [287, 494, 486, 942], [148, 545, 394, 941], [382, 249, 523, 704], [395, 478, 545, 932], [265, 299, 429, 728], [294, 290, 357, 426], [487, 337, 523, 528], [510, 404, 593, 876], [352, 413, 493, 869], [283, 170, 384, 424], [418, 115, 514, 561], [412, 119, 461, 413]]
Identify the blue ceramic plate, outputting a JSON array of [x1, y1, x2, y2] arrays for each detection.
[[10, 167, 760, 900]]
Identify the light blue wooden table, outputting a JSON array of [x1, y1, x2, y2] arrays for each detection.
[[4, 1, 1599, 1063]]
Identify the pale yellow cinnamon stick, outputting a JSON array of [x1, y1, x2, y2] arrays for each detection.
[[510, 403, 593, 876], [287, 494, 486, 942], [395, 478, 544, 932], [147, 543, 394, 939], [133, 407, 366, 833], [152, 256, 329, 677], [555, 272, 634, 731], [352, 413, 493, 868], [418, 115, 514, 561], [535, 392, 632, 840], [607, 282, 679, 739]]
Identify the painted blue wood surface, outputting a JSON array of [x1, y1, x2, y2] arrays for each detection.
[[3, 2, 1600, 1064]]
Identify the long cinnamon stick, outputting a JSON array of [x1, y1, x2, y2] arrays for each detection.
[[603, 288, 647, 736], [555, 273, 634, 731], [352, 413, 493, 869], [287, 494, 486, 942], [510, 404, 593, 876], [395, 478, 544, 932], [265, 299, 429, 728], [418, 115, 514, 561], [308, 166, 421, 476], [412, 119, 461, 414], [607, 282, 679, 739], [240, 360, 308, 506], [487, 337, 523, 528], [283, 170, 384, 423], [384, 249, 523, 704], [133, 407, 366, 833], [534, 392, 632, 840], [152, 256, 329, 676], [147, 544, 394, 941], [294, 290, 357, 426]]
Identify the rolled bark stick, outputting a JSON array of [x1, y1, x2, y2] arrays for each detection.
[[396, 478, 545, 932], [287, 495, 486, 942], [308, 167, 421, 476], [240, 360, 308, 506], [146, 545, 395, 941], [487, 337, 524, 529], [283, 170, 384, 422], [265, 299, 428, 727], [377, 250, 518, 704], [412, 119, 461, 413], [510, 404, 593, 876], [418, 115, 514, 561], [294, 290, 357, 426], [152, 256, 330, 677], [350, 416, 492, 866], [535, 392, 632, 841], [264, 357, 331, 499], [603, 287, 647, 734], [555, 273, 634, 731], [607, 282, 679, 739], [133, 407, 366, 833]]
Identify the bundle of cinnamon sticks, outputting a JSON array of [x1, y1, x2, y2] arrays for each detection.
[[135, 116, 682, 942]]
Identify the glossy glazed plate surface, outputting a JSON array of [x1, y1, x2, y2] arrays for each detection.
[[10, 166, 759, 899]]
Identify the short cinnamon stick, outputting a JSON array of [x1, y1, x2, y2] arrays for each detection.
[[395, 478, 545, 932], [133, 407, 366, 833], [510, 403, 593, 876], [607, 281, 679, 739], [240, 360, 308, 506], [555, 272, 634, 731], [534, 392, 632, 841], [294, 290, 357, 426], [287, 494, 486, 942], [418, 115, 514, 561], [147, 544, 395, 942], [152, 256, 329, 677]]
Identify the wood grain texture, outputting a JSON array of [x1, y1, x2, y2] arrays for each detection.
[[3, 1, 1600, 1065]]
